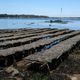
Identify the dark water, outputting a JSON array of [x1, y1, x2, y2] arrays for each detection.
[[0, 18, 80, 30]]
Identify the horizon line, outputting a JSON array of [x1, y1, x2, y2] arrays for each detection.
[[0, 13, 80, 17]]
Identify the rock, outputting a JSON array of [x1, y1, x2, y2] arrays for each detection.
[[5, 66, 19, 76], [15, 77, 22, 80], [71, 77, 77, 80]]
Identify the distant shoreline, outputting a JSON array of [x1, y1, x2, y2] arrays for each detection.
[[1, 14, 80, 19], [0, 14, 49, 18]]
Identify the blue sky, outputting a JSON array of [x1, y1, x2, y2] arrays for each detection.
[[0, 0, 80, 17]]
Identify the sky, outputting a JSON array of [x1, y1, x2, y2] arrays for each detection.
[[0, 0, 80, 17]]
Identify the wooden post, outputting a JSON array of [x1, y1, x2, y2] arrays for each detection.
[[13, 55, 17, 67], [46, 63, 50, 74], [5, 58, 8, 66]]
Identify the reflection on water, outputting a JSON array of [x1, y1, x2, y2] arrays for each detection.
[[0, 18, 80, 30]]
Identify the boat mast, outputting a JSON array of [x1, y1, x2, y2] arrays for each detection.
[[60, 8, 62, 20]]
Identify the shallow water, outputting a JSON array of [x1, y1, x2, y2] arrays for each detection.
[[0, 18, 80, 30]]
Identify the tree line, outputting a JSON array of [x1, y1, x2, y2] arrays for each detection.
[[0, 14, 49, 18]]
